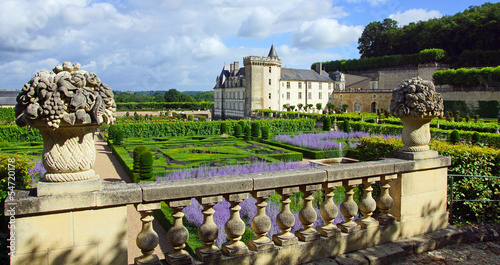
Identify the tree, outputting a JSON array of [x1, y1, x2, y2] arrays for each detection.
[[163, 89, 182, 102], [357, 18, 399, 58], [342, 104, 349, 113], [297, 104, 304, 111], [316, 103, 322, 112]]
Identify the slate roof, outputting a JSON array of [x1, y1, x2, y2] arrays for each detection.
[[0, 91, 18, 105], [268, 45, 278, 58], [281, 68, 334, 82]]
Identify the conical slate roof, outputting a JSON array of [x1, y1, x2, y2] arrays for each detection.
[[268, 45, 278, 58]]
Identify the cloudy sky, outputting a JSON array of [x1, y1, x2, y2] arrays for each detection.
[[0, 0, 491, 92]]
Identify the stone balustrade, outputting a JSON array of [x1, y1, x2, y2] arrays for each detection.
[[6, 156, 450, 265]]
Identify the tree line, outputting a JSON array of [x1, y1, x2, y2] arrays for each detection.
[[357, 3, 500, 59], [113, 89, 214, 103]]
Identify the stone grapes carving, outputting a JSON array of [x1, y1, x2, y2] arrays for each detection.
[[390, 77, 444, 118], [15, 61, 116, 129]]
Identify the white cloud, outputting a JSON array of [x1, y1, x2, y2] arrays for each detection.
[[291, 18, 363, 50], [237, 8, 275, 38], [389, 9, 442, 26]]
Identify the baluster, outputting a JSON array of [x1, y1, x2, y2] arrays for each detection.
[[222, 193, 249, 256], [249, 190, 275, 251], [135, 203, 161, 265], [375, 175, 397, 225], [166, 199, 193, 265], [338, 179, 361, 233], [196, 196, 222, 261], [273, 187, 299, 246], [318, 183, 341, 237], [295, 184, 321, 241], [356, 178, 379, 229]]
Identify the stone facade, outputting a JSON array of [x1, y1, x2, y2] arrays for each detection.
[[214, 46, 345, 119]]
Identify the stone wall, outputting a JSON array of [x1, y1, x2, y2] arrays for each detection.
[[331, 91, 393, 112], [440, 91, 500, 110]]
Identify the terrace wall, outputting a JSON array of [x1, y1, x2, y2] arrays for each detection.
[[6, 156, 450, 265]]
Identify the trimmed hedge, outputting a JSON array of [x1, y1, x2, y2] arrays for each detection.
[[116, 102, 213, 110], [111, 119, 315, 139], [139, 151, 154, 181], [433, 66, 500, 86], [0, 125, 42, 142]]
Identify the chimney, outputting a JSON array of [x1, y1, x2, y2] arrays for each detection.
[[315, 62, 323, 75], [234, 61, 239, 73]]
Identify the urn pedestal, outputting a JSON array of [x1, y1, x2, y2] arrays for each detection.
[[36, 124, 102, 196], [395, 116, 438, 160]]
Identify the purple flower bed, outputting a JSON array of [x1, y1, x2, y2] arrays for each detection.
[[28, 160, 45, 187], [274, 131, 401, 151]]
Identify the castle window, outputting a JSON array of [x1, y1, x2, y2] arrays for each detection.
[[298, 82, 302, 89], [319, 92, 322, 99], [319, 83, 322, 90], [298, 92, 302, 99], [269, 79, 271, 85], [329, 83, 332, 90], [308, 92, 312, 99], [269, 93, 271, 99], [307, 82, 312, 89], [354, 102, 361, 112], [269, 67, 272, 73], [287, 82, 290, 89], [286, 92, 290, 100], [336, 84, 340, 90]]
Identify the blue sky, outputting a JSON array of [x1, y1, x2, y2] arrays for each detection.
[[0, 0, 495, 92]]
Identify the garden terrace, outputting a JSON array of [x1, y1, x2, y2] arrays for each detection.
[[7, 156, 450, 265]]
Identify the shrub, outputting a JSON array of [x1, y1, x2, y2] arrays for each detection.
[[114, 130, 125, 145], [187, 114, 194, 121], [355, 137, 403, 161], [261, 126, 270, 140], [139, 151, 154, 181], [233, 124, 242, 137], [198, 116, 207, 122], [243, 125, 251, 141], [133, 145, 149, 182], [220, 122, 228, 134], [322, 116, 331, 131], [251, 121, 261, 138], [471, 132, 481, 144], [342, 120, 350, 133], [449, 130, 460, 144]]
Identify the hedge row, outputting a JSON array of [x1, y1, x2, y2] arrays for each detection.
[[432, 66, 500, 86], [316, 49, 446, 73], [116, 102, 214, 110], [0, 125, 42, 142], [110, 119, 316, 139], [110, 144, 134, 179]]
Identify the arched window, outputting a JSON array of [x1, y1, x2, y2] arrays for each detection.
[[371, 102, 378, 113], [354, 101, 361, 112]]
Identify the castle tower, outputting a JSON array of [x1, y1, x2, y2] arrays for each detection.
[[243, 45, 282, 116]]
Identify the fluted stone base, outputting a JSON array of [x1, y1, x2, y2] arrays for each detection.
[[295, 229, 320, 242], [356, 218, 379, 229], [248, 238, 274, 251], [222, 243, 249, 256], [165, 253, 193, 265], [134, 254, 160, 265], [318, 226, 341, 237], [37, 174, 102, 196], [196, 247, 221, 262], [273, 234, 298, 246], [338, 222, 361, 233]]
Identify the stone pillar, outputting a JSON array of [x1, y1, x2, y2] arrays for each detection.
[[273, 187, 299, 246], [249, 190, 275, 251], [222, 193, 249, 256], [338, 179, 361, 233], [295, 184, 321, 241], [196, 196, 222, 262], [375, 175, 397, 225], [318, 182, 341, 237], [356, 178, 379, 229], [166, 200, 193, 265], [135, 203, 161, 265]]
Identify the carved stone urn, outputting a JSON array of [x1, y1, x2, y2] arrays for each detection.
[[15, 62, 116, 185], [390, 77, 444, 154]]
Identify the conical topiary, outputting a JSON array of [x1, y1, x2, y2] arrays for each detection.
[[220, 122, 228, 134], [234, 124, 242, 137], [133, 145, 149, 182], [243, 125, 251, 141], [261, 126, 270, 140], [251, 121, 261, 138], [322, 116, 331, 131], [139, 151, 154, 181]]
